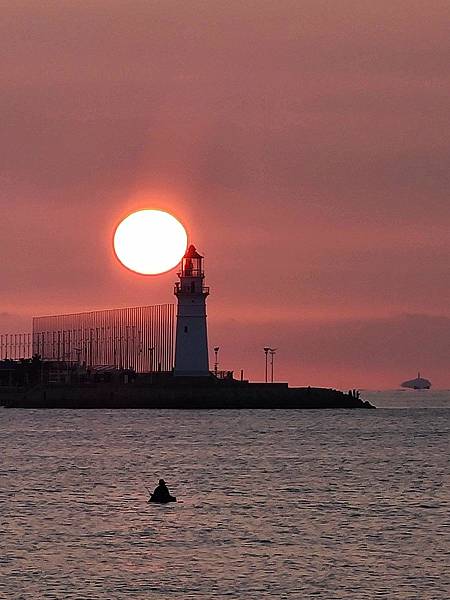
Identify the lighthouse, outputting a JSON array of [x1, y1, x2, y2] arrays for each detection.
[[174, 245, 210, 376]]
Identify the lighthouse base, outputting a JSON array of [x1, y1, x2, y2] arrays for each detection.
[[174, 370, 211, 378]]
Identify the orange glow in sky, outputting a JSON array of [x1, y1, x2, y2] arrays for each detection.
[[113, 210, 188, 275], [1, 2, 450, 388]]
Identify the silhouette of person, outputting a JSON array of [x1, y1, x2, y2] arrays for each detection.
[[149, 478, 176, 503]]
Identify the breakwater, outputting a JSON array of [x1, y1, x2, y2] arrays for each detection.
[[1, 381, 374, 409]]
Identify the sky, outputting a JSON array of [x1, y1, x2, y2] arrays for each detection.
[[1, 1, 449, 389]]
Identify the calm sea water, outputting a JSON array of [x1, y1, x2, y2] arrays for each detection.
[[1, 391, 449, 599]]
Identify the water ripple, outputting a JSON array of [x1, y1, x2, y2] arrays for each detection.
[[0, 397, 449, 598]]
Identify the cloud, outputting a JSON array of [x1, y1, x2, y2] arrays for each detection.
[[1, 2, 449, 387]]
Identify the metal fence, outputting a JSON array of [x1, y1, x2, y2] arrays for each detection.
[[0, 304, 176, 372], [32, 304, 176, 372], [0, 334, 32, 360]]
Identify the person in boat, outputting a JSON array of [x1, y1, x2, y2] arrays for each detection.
[[149, 479, 176, 503]]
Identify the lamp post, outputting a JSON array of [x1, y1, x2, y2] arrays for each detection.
[[74, 347, 82, 364], [269, 348, 277, 383], [214, 346, 220, 376], [149, 347, 155, 383], [125, 326, 130, 369], [263, 347, 270, 383]]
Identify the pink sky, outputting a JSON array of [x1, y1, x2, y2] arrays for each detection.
[[1, 1, 449, 389]]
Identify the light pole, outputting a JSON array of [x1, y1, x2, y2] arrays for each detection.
[[264, 347, 270, 383], [214, 346, 220, 376], [149, 347, 155, 371], [149, 347, 155, 381], [125, 326, 130, 369], [269, 348, 277, 383]]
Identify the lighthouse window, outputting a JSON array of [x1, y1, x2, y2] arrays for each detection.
[[184, 326, 188, 333]]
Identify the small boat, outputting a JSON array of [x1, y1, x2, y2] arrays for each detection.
[[400, 372, 431, 390], [148, 494, 177, 504]]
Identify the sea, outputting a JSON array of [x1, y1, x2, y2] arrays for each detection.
[[1, 390, 449, 599]]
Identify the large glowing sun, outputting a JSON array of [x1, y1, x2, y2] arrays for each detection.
[[113, 209, 188, 275]]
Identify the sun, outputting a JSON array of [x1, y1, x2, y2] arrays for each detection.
[[113, 209, 188, 275]]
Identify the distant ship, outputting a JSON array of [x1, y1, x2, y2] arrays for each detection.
[[400, 372, 431, 390]]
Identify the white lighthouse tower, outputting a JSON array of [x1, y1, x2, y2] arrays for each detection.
[[174, 245, 210, 376]]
